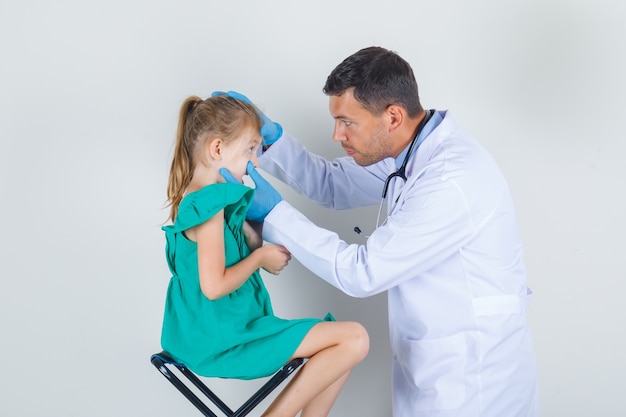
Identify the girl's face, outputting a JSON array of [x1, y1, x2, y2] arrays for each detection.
[[220, 126, 261, 182]]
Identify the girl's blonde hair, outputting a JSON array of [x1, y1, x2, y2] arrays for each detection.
[[166, 95, 261, 223]]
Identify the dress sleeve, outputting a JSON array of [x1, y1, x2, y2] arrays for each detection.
[[169, 183, 253, 233]]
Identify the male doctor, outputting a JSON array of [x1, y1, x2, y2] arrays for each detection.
[[219, 46, 539, 417]]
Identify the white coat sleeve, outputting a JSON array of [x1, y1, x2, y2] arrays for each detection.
[[262, 174, 476, 298], [259, 132, 388, 209]]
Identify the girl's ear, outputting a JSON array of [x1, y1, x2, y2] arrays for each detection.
[[206, 137, 223, 160]]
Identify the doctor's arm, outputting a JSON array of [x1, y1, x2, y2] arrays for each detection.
[[262, 182, 475, 298], [259, 131, 386, 210], [212, 90, 386, 209]]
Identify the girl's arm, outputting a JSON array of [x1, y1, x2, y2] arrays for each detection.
[[243, 220, 263, 250], [194, 209, 290, 300]]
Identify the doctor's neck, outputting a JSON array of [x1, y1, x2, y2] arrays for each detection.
[[389, 109, 429, 159]]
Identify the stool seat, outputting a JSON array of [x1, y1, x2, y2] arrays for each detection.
[[150, 351, 304, 417]]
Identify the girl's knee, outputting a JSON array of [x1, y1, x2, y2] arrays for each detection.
[[345, 321, 370, 361]]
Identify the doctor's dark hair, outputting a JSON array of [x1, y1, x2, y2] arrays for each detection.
[[166, 95, 261, 223], [323, 46, 423, 118]]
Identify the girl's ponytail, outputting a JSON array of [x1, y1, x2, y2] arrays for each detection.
[[166, 96, 202, 223]]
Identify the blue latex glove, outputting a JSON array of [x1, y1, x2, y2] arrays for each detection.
[[211, 90, 283, 146], [220, 161, 282, 222]]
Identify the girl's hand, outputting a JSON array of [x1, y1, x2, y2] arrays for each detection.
[[258, 244, 291, 275]]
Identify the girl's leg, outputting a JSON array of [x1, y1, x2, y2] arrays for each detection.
[[300, 369, 351, 417], [261, 321, 369, 417]]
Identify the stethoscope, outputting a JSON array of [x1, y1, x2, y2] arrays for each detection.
[[354, 109, 435, 237]]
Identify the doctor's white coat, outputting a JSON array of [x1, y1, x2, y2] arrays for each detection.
[[259, 111, 540, 417]]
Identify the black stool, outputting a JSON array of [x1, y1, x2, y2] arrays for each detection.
[[150, 351, 304, 417]]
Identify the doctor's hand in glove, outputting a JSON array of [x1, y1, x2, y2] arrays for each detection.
[[220, 161, 282, 223], [211, 91, 283, 148]]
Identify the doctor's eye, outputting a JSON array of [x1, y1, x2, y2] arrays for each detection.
[[342, 120, 353, 127]]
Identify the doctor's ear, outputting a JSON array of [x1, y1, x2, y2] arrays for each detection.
[[385, 104, 405, 131]]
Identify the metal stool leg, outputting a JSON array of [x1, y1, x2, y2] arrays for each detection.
[[150, 351, 304, 417]]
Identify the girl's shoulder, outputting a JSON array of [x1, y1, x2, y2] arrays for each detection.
[[169, 183, 253, 232]]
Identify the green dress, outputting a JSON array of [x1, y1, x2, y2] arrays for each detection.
[[160, 183, 332, 379]]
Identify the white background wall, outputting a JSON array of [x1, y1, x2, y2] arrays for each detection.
[[1, 1, 624, 416]]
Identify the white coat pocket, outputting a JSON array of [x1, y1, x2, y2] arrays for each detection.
[[398, 333, 468, 411]]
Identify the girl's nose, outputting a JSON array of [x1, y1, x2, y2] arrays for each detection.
[[250, 152, 259, 167]]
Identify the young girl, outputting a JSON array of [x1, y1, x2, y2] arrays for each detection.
[[161, 95, 369, 417]]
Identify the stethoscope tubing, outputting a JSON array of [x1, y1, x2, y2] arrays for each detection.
[[356, 109, 435, 237], [381, 109, 434, 199]]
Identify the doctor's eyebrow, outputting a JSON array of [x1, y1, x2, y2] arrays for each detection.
[[333, 115, 355, 125]]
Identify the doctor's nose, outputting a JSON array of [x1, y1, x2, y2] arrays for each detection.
[[332, 123, 347, 142]]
